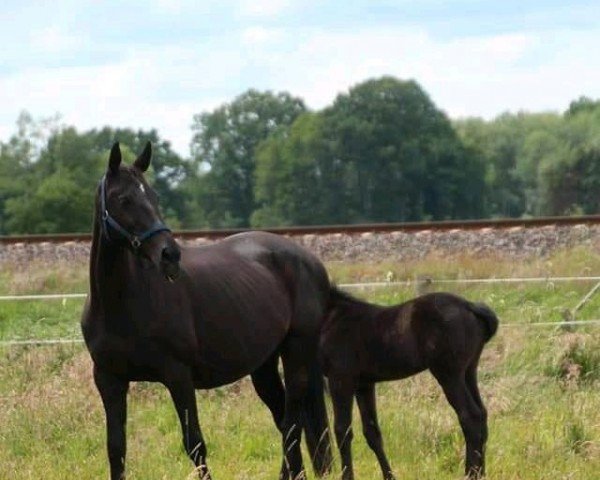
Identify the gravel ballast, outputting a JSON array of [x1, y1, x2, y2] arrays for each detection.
[[1, 224, 599, 266]]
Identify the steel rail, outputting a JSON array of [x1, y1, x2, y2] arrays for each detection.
[[1, 214, 599, 244]]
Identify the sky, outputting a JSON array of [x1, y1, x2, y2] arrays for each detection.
[[1, 0, 599, 157]]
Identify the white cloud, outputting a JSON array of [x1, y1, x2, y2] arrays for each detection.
[[1, 19, 599, 158], [250, 26, 599, 119], [237, 0, 291, 17], [0, 45, 240, 156], [28, 26, 84, 54], [241, 26, 284, 45]]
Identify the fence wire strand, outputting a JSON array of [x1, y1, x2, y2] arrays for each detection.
[[3, 275, 600, 301], [1, 275, 599, 348]]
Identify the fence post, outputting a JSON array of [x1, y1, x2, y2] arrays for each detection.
[[562, 280, 600, 331], [415, 276, 433, 295]]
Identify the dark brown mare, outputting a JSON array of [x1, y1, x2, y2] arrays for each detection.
[[81, 142, 332, 480], [320, 288, 498, 479]]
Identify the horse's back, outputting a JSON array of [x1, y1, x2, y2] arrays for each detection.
[[409, 292, 493, 368], [222, 231, 328, 282], [220, 231, 331, 329]]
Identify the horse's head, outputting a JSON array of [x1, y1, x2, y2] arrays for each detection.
[[98, 142, 181, 281]]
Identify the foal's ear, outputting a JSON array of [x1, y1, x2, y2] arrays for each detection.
[[134, 141, 152, 172], [108, 142, 122, 174]]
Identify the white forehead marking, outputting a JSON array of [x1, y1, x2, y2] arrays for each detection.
[[139, 183, 145, 194]]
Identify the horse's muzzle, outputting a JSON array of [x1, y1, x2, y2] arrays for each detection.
[[160, 245, 181, 282]]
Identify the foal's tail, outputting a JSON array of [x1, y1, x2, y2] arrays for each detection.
[[468, 302, 499, 342], [303, 360, 333, 476]]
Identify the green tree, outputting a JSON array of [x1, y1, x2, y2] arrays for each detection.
[[2, 121, 189, 234], [566, 96, 600, 117], [5, 173, 92, 233], [254, 77, 486, 226], [190, 89, 306, 227], [456, 115, 526, 217], [252, 113, 341, 226], [322, 77, 485, 222], [0, 112, 62, 234], [538, 104, 600, 215], [456, 112, 563, 217], [4, 128, 118, 234]]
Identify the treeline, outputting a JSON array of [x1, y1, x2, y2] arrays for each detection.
[[0, 77, 599, 234]]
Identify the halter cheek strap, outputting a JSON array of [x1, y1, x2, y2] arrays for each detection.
[[100, 175, 171, 249]]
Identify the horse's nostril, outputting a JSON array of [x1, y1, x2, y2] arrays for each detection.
[[161, 246, 181, 263]]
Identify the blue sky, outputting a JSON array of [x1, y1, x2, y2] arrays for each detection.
[[1, 0, 599, 156]]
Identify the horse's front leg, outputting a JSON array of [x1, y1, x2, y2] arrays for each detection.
[[329, 378, 356, 480], [94, 366, 129, 480], [162, 364, 211, 479]]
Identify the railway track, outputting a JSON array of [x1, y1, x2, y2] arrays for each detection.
[[1, 214, 599, 244]]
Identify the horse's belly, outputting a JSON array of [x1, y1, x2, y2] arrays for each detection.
[[192, 314, 288, 387], [191, 367, 249, 389], [361, 338, 427, 383], [359, 365, 426, 383], [85, 332, 172, 381]]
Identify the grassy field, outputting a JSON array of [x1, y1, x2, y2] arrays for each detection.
[[0, 246, 599, 479]]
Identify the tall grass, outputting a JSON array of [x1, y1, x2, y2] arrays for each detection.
[[0, 246, 599, 478]]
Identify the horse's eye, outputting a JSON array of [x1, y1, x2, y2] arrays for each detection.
[[118, 195, 131, 206]]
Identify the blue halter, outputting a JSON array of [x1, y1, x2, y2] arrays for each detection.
[[99, 175, 171, 249]]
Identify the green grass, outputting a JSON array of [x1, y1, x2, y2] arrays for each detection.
[[0, 246, 599, 479], [0, 299, 84, 340]]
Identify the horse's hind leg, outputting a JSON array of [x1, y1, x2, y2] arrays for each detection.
[[280, 337, 311, 480], [94, 367, 129, 480], [252, 352, 286, 428], [302, 359, 333, 477], [356, 384, 395, 480], [465, 363, 488, 471], [432, 369, 486, 479], [251, 353, 289, 479]]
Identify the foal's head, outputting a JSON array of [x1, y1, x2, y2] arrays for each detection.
[[97, 142, 181, 281]]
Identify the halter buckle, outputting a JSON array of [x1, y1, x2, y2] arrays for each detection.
[[131, 237, 141, 249]]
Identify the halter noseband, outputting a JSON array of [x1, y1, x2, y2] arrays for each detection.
[[100, 174, 171, 249]]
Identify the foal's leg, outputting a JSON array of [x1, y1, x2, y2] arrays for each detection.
[[94, 367, 129, 480], [432, 369, 486, 479], [465, 364, 488, 473], [329, 379, 356, 480], [355, 384, 395, 480], [162, 366, 211, 479]]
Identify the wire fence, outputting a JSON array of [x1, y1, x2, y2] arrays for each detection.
[[2, 275, 600, 301], [1, 276, 600, 404], [339, 276, 600, 289], [0, 275, 599, 348], [0, 293, 86, 301]]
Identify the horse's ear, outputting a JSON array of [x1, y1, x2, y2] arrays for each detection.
[[108, 142, 122, 174], [134, 141, 152, 172]]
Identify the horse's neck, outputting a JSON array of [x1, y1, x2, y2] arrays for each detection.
[[89, 219, 135, 312]]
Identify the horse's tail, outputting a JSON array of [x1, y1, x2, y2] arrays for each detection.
[[303, 359, 333, 476], [468, 302, 499, 342]]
